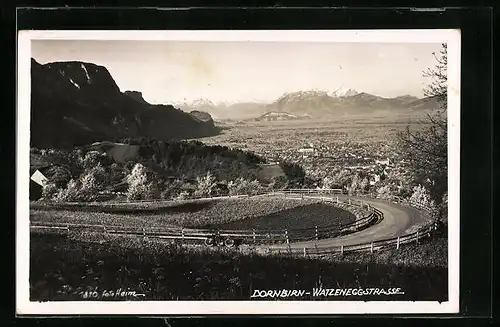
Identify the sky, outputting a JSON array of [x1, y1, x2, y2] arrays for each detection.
[[31, 40, 442, 105]]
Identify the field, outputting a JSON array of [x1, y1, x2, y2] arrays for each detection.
[[30, 231, 448, 302], [197, 116, 429, 181], [200, 116, 426, 157], [30, 196, 356, 230]]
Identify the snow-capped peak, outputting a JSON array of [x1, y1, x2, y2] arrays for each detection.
[[329, 87, 359, 97]]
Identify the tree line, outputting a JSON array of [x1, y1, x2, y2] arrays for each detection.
[[32, 138, 306, 202]]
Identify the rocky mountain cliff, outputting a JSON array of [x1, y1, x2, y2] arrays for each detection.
[[30, 59, 218, 149]]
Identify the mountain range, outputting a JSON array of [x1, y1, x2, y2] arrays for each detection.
[[30, 59, 218, 149], [29, 58, 445, 150], [176, 89, 443, 121]]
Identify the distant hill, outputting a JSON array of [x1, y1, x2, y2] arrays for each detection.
[[30, 59, 218, 149], [224, 102, 271, 120], [189, 110, 214, 123], [393, 94, 420, 104], [405, 95, 445, 111], [254, 112, 310, 122], [269, 90, 338, 117]]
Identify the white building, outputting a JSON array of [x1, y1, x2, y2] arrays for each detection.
[[298, 147, 314, 154], [375, 158, 391, 166]]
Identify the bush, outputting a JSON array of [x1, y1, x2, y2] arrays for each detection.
[[45, 166, 72, 189], [175, 191, 191, 201], [376, 185, 393, 199], [160, 179, 184, 200], [54, 179, 81, 202], [228, 178, 265, 196], [409, 185, 434, 208], [41, 182, 60, 200], [50, 164, 107, 202], [193, 172, 217, 198], [82, 151, 108, 170]]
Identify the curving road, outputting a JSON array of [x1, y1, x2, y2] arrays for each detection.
[[259, 195, 427, 250]]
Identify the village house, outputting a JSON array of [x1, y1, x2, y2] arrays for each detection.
[[297, 147, 315, 154], [29, 165, 51, 201], [369, 174, 381, 186], [375, 158, 391, 166]]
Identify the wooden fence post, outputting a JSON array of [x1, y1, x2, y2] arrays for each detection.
[[315, 226, 318, 240], [285, 230, 289, 244], [396, 237, 400, 250], [340, 245, 344, 256], [181, 228, 184, 241], [370, 242, 373, 253], [303, 247, 306, 257], [336, 196, 340, 204], [253, 229, 256, 243], [416, 231, 419, 244], [348, 198, 351, 205]]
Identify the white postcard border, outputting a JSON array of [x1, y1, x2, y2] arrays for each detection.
[[16, 29, 461, 315]]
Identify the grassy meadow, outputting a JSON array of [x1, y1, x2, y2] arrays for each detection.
[[30, 196, 357, 230]]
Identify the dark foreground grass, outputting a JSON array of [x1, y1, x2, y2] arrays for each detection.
[[30, 232, 447, 302]]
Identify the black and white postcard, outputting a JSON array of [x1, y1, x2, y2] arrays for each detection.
[[16, 29, 461, 315]]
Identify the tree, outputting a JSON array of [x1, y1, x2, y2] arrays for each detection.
[[321, 176, 334, 189], [280, 161, 306, 186], [228, 178, 264, 196], [193, 172, 217, 198], [397, 43, 448, 205], [78, 163, 106, 201], [409, 184, 434, 208], [376, 184, 393, 200], [82, 150, 107, 170], [126, 163, 150, 200], [54, 179, 81, 202]]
